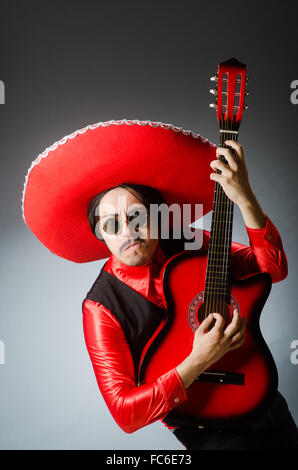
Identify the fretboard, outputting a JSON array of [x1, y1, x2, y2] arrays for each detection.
[[204, 127, 239, 311]]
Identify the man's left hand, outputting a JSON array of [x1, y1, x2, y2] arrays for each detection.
[[209, 140, 254, 208]]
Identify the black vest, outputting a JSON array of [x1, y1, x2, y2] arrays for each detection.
[[82, 262, 167, 384]]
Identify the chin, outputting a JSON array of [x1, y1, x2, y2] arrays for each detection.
[[123, 248, 149, 266], [126, 254, 147, 266]]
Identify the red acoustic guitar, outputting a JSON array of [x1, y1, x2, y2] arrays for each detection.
[[141, 57, 278, 428]]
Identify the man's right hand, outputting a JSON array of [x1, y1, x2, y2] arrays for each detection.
[[176, 308, 246, 390], [189, 308, 246, 369]]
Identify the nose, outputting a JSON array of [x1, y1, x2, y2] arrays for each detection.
[[120, 217, 139, 239]]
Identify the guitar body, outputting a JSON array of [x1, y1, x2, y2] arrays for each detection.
[[141, 250, 278, 427]]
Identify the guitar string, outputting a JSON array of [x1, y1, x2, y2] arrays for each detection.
[[206, 73, 239, 319], [206, 74, 221, 317], [208, 101, 228, 317], [206, 118, 223, 318], [221, 75, 240, 318], [217, 114, 233, 317], [221, 112, 233, 317], [218, 111, 231, 316], [206, 83, 222, 318]]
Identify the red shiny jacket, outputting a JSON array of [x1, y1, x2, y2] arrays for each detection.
[[82, 215, 288, 434]]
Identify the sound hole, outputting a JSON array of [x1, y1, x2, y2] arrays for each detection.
[[188, 292, 239, 332], [197, 301, 230, 329]]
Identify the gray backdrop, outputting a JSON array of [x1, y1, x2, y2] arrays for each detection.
[[0, 0, 297, 450]]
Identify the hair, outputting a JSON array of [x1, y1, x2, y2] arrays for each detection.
[[87, 182, 192, 257]]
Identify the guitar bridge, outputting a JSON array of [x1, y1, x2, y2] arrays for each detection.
[[196, 371, 245, 385]]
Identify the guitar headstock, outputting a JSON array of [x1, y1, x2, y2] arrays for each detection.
[[209, 57, 249, 132]]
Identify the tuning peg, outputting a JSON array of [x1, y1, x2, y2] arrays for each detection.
[[209, 89, 217, 95], [209, 103, 217, 109], [245, 90, 250, 95], [243, 103, 248, 110], [210, 75, 218, 82]]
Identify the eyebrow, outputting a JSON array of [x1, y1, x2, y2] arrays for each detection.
[[97, 213, 117, 221]]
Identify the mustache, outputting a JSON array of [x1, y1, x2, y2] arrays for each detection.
[[120, 238, 144, 254]]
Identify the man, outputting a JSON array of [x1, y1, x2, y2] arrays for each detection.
[[22, 119, 297, 449], [82, 141, 298, 450]]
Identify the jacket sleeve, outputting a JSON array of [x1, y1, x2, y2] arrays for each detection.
[[230, 213, 288, 283], [82, 299, 188, 434]]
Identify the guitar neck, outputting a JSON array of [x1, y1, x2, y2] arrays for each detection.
[[204, 56, 248, 314], [204, 128, 239, 304]]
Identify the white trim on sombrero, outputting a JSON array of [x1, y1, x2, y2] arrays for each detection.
[[21, 118, 216, 224]]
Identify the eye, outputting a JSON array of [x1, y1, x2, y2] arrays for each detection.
[[128, 209, 147, 226], [103, 217, 120, 234]]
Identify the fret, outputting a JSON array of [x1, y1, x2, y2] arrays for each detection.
[[212, 201, 232, 205], [209, 228, 233, 234], [208, 251, 232, 258], [207, 254, 231, 259], [212, 207, 233, 213], [208, 240, 232, 245], [206, 265, 231, 271], [205, 281, 230, 288], [212, 204, 233, 209], [210, 230, 233, 234], [213, 190, 233, 197], [209, 233, 232, 239], [207, 242, 232, 247], [205, 277, 230, 283], [209, 232, 233, 238], [210, 218, 233, 224], [208, 243, 232, 250], [205, 272, 230, 279], [205, 272, 231, 279], [206, 262, 231, 268], [204, 286, 230, 293], [212, 207, 232, 213], [206, 254, 232, 260], [207, 255, 231, 262]]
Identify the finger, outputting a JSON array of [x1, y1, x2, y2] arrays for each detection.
[[230, 317, 246, 343], [210, 158, 234, 175], [224, 140, 244, 160], [215, 149, 238, 173], [224, 308, 241, 337], [215, 149, 239, 172], [212, 313, 226, 332], [197, 313, 214, 333], [209, 172, 223, 183], [229, 334, 245, 350]]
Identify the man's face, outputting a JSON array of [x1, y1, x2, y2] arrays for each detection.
[[96, 187, 159, 266]]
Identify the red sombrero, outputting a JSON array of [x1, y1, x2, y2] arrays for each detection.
[[22, 119, 217, 263]]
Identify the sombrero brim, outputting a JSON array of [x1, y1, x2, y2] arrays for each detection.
[[22, 119, 217, 263]]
